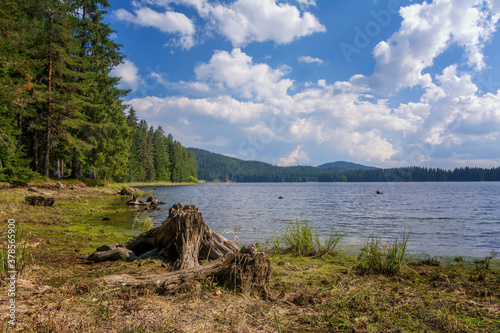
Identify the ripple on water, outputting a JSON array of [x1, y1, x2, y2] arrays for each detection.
[[135, 182, 500, 258]]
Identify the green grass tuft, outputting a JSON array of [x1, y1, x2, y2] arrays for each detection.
[[278, 219, 345, 257], [356, 229, 411, 275], [1, 223, 30, 282], [132, 212, 154, 233]]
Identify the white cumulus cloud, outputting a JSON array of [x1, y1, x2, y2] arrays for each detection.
[[133, 0, 325, 47], [206, 0, 325, 46], [278, 145, 310, 166], [120, 1, 500, 167], [113, 7, 195, 49], [353, 0, 500, 96], [194, 48, 294, 101], [111, 59, 143, 90]]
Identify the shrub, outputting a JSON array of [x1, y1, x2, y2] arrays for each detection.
[[0, 165, 39, 184], [187, 176, 199, 184]]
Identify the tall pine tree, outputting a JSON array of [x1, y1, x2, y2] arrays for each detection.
[[70, 0, 130, 181]]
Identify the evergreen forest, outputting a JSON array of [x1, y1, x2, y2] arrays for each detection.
[[190, 148, 500, 182], [0, 0, 196, 183]]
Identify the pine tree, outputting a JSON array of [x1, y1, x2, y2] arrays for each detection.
[[70, 0, 130, 181], [0, 0, 42, 181], [153, 126, 171, 181], [34, 0, 91, 178], [126, 108, 141, 181]]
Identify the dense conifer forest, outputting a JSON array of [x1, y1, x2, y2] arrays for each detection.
[[0, 0, 196, 183]]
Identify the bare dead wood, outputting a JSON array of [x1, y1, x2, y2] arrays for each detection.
[[173, 204, 206, 269], [93, 251, 271, 296], [146, 196, 164, 205], [126, 195, 145, 205], [84, 203, 271, 296], [94, 203, 238, 262], [118, 187, 134, 196], [86, 247, 138, 263]]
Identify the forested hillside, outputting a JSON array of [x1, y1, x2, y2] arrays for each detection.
[[0, 1, 195, 183], [190, 148, 500, 183], [189, 148, 325, 182]]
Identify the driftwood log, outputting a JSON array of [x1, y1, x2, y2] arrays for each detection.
[[84, 203, 271, 296]]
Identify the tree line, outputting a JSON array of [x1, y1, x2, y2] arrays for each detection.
[[339, 166, 500, 182], [127, 109, 197, 183], [190, 148, 500, 182], [0, 0, 196, 183]]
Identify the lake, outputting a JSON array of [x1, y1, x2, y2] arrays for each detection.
[[138, 182, 500, 258]]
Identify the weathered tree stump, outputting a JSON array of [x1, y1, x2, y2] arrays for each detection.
[[126, 195, 165, 207], [126, 195, 144, 205], [119, 187, 134, 196], [25, 196, 55, 206], [146, 196, 164, 205], [83, 203, 271, 296]]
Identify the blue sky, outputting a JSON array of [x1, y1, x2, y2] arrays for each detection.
[[107, 0, 500, 168]]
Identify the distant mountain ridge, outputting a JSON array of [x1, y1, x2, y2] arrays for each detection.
[[317, 161, 379, 173]]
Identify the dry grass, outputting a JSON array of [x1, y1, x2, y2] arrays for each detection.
[[2, 255, 498, 332], [0, 183, 499, 332]]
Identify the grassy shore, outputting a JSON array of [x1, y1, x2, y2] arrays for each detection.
[[0, 182, 499, 332]]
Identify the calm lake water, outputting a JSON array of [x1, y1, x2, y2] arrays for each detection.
[[138, 182, 500, 258]]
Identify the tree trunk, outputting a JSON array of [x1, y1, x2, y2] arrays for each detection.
[[33, 134, 38, 172], [44, 15, 53, 178], [173, 204, 208, 270], [17, 113, 22, 148]]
